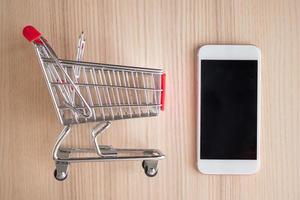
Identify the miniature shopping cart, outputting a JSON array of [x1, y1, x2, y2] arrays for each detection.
[[22, 26, 166, 181]]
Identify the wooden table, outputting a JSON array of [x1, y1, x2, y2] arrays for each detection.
[[1, 0, 299, 199]]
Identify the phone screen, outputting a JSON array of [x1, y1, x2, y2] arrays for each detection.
[[200, 60, 257, 160]]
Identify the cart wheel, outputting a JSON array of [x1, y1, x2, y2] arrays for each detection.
[[54, 169, 68, 181], [144, 166, 158, 177], [142, 160, 158, 177], [142, 160, 146, 169]]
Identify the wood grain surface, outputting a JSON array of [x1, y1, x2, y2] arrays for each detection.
[[1, 0, 300, 199]]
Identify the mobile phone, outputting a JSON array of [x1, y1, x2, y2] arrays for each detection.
[[197, 45, 261, 174]]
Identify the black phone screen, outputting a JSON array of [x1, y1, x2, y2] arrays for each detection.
[[200, 60, 258, 159]]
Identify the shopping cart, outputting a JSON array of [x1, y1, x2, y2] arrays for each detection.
[[22, 25, 166, 181]]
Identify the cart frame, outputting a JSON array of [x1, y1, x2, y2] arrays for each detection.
[[23, 25, 166, 180]]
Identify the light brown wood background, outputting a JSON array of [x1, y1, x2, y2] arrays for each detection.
[[1, 0, 300, 199]]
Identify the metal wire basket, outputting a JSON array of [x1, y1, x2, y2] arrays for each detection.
[[23, 25, 166, 181]]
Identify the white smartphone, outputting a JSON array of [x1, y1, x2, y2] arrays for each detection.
[[197, 45, 261, 174]]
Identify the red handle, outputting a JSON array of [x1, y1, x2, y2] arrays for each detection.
[[160, 73, 166, 111], [23, 25, 42, 43]]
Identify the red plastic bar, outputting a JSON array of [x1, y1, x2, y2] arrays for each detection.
[[160, 73, 166, 111], [23, 25, 42, 43]]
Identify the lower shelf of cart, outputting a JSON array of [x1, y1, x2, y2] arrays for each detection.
[[55, 145, 165, 163]]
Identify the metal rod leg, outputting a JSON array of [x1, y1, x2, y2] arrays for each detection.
[[91, 121, 111, 156], [52, 125, 71, 161], [52, 126, 72, 181]]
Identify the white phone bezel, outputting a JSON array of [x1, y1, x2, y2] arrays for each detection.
[[197, 45, 261, 174]]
